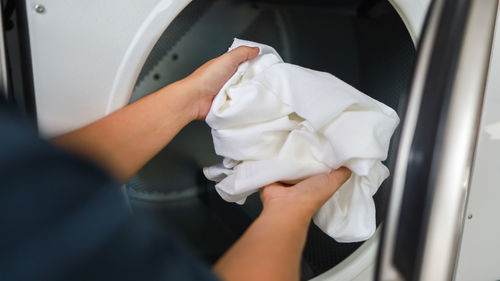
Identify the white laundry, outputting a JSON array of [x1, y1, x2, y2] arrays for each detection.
[[203, 38, 399, 243]]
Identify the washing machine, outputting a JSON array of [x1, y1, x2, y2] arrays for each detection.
[[2, 0, 500, 280]]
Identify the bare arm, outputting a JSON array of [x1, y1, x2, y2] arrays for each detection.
[[52, 46, 259, 182], [52, 44, 349, 281], [214, 168, 352, 281]]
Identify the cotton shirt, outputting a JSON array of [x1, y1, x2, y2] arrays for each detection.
[[204, 39, 399, 243]]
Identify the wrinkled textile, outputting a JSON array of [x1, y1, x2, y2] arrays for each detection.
[[204, 39, 399, 242]]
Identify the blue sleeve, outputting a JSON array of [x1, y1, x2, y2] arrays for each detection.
[[0, 102, 218, 281]]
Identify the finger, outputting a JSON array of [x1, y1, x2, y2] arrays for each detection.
[[224, 46, 260, 66]]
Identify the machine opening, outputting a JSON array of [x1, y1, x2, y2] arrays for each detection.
[[126, 0, 415, 279]]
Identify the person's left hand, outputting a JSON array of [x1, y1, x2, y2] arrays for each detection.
[[183, 46, 260, 120]]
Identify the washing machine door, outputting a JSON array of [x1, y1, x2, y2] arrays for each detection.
[[376, 0, 499, 280]]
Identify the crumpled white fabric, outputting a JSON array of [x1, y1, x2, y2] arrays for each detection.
[[203, 38, 399, 243]]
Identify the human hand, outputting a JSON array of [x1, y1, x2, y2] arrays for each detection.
[[260, 167, 352, 219], [183, 46, 260, 120]]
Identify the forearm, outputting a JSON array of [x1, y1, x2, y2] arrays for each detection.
[[51, 46, 259, 183], [214, 205, 312, 281], [51, 79, 197, 182]]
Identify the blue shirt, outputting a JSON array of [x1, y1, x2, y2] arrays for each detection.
[[0, 101, 218, 281]]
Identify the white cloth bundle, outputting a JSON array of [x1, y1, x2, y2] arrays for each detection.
[[203, 39, 399, 243]]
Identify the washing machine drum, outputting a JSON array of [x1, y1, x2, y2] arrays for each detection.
[[127, 0, 415, 279]]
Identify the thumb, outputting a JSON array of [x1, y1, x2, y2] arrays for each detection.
[[295, 167, 352, 205], [224, 46, 260, 67]]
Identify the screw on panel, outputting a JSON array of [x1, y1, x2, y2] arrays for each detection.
[[467, 214, 473, 219], [34, 4, 46, 13]]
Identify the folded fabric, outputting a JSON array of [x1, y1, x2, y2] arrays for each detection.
[[203, 38, 399, 243]]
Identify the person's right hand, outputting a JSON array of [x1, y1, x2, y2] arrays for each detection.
[[259, 167, 352, 219]]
